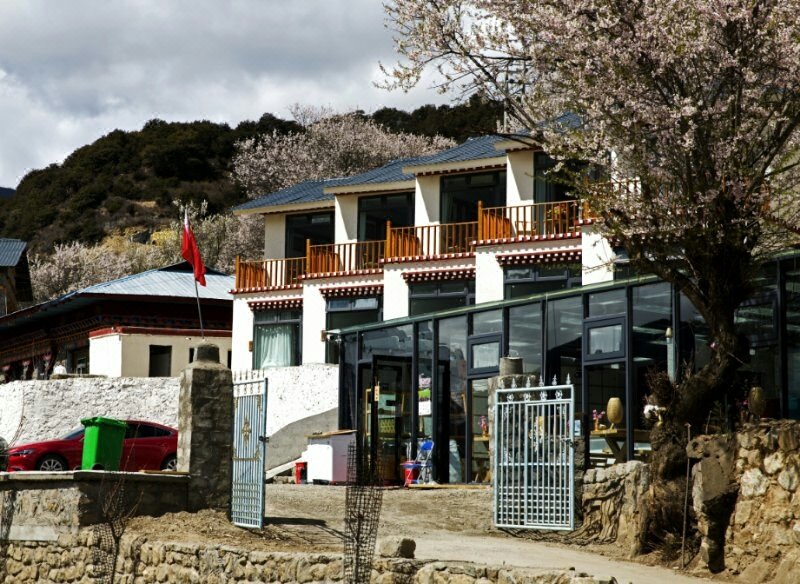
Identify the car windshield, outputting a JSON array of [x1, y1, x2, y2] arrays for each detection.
[[62, 428, 84, 440]]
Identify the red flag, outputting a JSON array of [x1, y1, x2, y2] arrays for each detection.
[[181, 211, 207, 286]]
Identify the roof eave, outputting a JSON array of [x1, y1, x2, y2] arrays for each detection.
[[325, 180, 416, 196], [233, 200, 335, 216], [402, 156, 508, 176]]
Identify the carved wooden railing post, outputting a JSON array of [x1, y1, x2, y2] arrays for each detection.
[[306, 238, 313, 273], [385, 220, 393, 259], [477, 200, 484, 241]]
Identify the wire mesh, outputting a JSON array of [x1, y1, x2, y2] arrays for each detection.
[[343, 441, 383, 584], [0, 489, 16, 579]]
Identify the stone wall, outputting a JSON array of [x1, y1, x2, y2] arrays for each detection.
[[580, 461, 650, 554], [0, 532, 614, 584], [688, 421, 800, 583]]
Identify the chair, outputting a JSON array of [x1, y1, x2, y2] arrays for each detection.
[[402, 439, 434, 486]]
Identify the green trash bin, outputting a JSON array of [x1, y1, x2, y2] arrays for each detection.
[[81, 417, 127, 471]]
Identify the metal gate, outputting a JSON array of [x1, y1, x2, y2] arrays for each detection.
[[231, 374, 268, 529], [494, 379, 575, 530]]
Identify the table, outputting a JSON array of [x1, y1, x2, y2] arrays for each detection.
[[590, 428, 651, 464]]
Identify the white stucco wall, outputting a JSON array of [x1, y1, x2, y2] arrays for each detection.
[[581, 225, 615, 285], [475, 249, 505, 304], [0, 364, 339, 448], [0, 377, 179, 447], [89, 335, 123, 377], [334, 195, 359, 243], [301, 281, 328, 364], [263, 214, 286, 258], [89, 332, 232, 378], [506, 150, 535, 205], [231, 297, 255, 372], [415, 175, 441, 225], [238, 363, 340, 436]]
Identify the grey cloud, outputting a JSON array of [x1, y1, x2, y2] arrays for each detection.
[[0, 0, 449, 186]]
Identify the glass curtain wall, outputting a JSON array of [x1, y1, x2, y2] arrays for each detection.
[[546, 296, 583, 411], [508, 302, 543, 377], [438, 316, 468, 482], [787, 261, 800, 418]]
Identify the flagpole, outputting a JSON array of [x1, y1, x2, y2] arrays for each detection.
[[194, 279, 205, 340]]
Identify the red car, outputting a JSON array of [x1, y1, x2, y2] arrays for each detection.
[[6, 420, 178, 472]]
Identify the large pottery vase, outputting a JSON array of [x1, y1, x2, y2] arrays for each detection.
[[749, 386, 766, 419], [607, 397, 624, 429]]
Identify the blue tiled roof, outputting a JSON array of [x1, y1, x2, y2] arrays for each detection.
[[80, 262, 232, 300], [0, 239, 27, 267], [233, 179, 344, 213], [403, 135, 506, 169], [329, 158, 422, 189]]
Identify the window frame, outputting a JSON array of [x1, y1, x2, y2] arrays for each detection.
[[284, 211, 334, 258], [356, 192, 415, 242], [252, 309, 302, 368], [439, 170, 506, 224]]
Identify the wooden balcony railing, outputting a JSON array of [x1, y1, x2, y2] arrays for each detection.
[[234, 256, 307, 289], [386, 220, 478, 259], [479, 199, 587, 240], [307, 240, 386, 275]]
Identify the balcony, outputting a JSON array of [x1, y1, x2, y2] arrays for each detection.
[[234, 200, 591, 291], [385, 221, 478, 260], [234, 256, 306, 291], [479, 200, 587, 241], [307, 240, 385, 276]]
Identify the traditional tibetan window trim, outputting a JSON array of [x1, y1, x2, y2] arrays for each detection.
[[403, 267, 476, 284], [474, 232, 581, 246], [320, 284, 384, 299], [301, 268, 383, 280], [382, 252, 475, 264], [232, 283, 302, 294], [496, 248, 582, 267], [576, 217, 598, 225], [248, 298, 303, 311]]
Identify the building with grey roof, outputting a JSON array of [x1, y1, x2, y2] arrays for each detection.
[[0, 262, 233, 380], [0, 238, 32, 316]]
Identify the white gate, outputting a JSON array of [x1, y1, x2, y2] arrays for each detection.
[[494, 379, 575, 530], [231, 374, 268, 529]]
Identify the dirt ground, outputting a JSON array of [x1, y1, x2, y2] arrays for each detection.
[[128, 484, 727, 583], [128, 484, 493, 554]]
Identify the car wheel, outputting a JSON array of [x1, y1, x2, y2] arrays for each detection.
[[37, 455, 67, 472], [161, 454, 177, 471]]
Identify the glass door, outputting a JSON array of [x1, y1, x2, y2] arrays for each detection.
[[371, 355, 413, 484], [585, 362, 627, 467]]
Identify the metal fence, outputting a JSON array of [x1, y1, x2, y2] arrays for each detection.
[[494, 379, 575, 531], [231, 372, 268, 529]]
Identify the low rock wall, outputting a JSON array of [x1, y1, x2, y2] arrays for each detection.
[[581, 461, 650, 554], [0, 532, 612, 584], [687, 421, 800, 583]]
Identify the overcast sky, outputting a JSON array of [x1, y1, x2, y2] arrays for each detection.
[[0, 0, 450, 188]]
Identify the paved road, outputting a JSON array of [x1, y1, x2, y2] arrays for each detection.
[[414, 532, 714, 584]]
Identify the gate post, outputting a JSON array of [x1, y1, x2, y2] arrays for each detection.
[[178, 343, 233, 512]]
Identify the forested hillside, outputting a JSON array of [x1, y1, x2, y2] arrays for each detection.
[[0, 187, 13, 198], [0, 99, 501, 252]]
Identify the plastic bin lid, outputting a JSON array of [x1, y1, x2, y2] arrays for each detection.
[[80, 417, 128, 428]]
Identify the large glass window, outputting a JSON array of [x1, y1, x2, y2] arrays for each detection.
[[534, 153, 585, 204], [470, 378, 490, 483], [438, 316, 468, 483], [360, 325, 413, 361], [409, 280, 475, 316], [787, 262, 800, 418], [417, 321, 434, 441], [440, 171, 506, 224], [357, 192, 414, 241], [285, 212, 334, 258], [546, 296, 583, 410], [504, 264, 581, 299], [508, 303, 542, 376], [632, 283, 672, 427], [326, 297, 381, 363], [253, 309, 301, 368], [589, 289, 627, 317]]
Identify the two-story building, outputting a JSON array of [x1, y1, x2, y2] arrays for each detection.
[[231, 134, 800, 484]]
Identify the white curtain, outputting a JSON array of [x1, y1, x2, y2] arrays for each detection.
[[254, 324, 295, 367]]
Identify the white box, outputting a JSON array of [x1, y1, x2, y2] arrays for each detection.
[[304, 430, 356, 484]]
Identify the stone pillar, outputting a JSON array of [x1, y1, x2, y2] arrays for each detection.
[[178, 343, 233, 512]]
